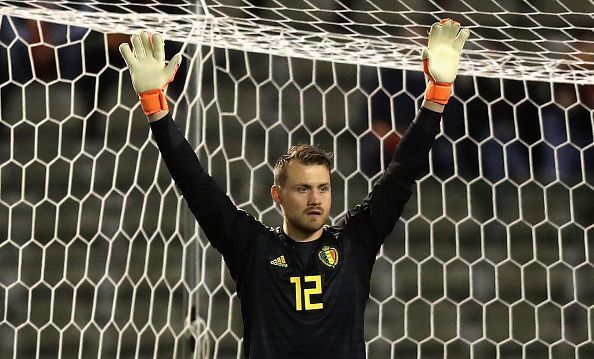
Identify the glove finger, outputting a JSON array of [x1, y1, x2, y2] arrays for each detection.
[[152, 33, 165, 62], [449, 21, 461, 43], [140, 31, 154, 60], [428, 22, 442, 49], [453, 28, 470, 53], [440, 20, 451, 45], [131, 34, 145, 61], [421, 47, 429, 61], [421, 48, 432, 78], [164, 52, 183, 84], [119, 43, 137, 67]]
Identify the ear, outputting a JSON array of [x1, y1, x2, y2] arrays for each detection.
[[271, 185, 282, 205]]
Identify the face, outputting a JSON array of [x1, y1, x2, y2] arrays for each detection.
[[271, 161, 331, 239]]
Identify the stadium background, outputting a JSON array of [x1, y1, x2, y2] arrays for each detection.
[[0, 2, 593, 358]]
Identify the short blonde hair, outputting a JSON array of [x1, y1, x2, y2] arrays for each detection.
[[274, 144, 333, 186]]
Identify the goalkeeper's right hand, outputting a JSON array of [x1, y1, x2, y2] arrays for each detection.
[[119, 31, 182, 116]]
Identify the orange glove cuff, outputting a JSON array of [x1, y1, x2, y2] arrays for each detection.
[[425, 82, 452, 105], [422, 58, 452, 105], [139, 89, 168, 116]]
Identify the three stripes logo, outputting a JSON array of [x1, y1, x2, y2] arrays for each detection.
[[270, 255, 288, 268]]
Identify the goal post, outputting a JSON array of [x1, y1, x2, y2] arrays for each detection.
[[0, 1, 593, 358]]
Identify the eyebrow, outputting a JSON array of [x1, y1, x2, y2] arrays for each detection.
[[295, 183, 330, 188]]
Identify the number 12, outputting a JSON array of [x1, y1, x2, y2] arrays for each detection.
[[290, 275, 323, 311]]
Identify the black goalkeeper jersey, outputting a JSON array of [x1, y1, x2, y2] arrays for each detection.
[[149, 107, 442, 358]]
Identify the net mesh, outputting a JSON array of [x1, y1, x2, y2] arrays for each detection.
[[1, 1, 594, 358], [1, 0, 593, 84]]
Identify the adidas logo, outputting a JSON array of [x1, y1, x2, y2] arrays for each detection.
[[270, 255, 288, 268]]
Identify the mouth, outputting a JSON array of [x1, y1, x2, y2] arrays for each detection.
[[306, 208, 323, 216]]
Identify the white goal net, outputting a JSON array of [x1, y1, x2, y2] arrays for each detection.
[[0, 0, 593, 358]]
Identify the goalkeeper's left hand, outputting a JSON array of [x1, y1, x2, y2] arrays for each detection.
[[119, 31, 182, 116], [422, 19, 470, 105]]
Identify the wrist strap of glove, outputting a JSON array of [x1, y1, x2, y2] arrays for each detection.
[[423, 58, 452, 105], [425, 82, 452, 105], [139, 89, 168, 115]]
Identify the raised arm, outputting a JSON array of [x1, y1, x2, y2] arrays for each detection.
[[119, 32, 264, 280], [344, 19, 470, 257]]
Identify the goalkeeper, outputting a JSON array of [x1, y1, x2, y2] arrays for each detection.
[[120, 19, 469, 359]]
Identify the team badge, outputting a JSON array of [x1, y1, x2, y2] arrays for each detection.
[[318, 246, 339, 268]]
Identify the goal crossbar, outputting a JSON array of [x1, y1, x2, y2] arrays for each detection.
[[1, 1, 593, 84]]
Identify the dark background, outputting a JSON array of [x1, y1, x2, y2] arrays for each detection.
[[0, 2, 593, 358]]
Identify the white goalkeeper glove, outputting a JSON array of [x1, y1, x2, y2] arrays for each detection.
[[119, 31, 182, 116], [422, 19, 470, 105]]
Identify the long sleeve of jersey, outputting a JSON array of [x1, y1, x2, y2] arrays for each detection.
[[344, 106, 442, 260], [149, 114, 265, 281]]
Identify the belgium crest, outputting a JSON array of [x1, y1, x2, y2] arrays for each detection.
[[318, 246, 339, 268]]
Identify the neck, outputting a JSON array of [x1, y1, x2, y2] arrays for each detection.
[[283, 222, 323, 242]]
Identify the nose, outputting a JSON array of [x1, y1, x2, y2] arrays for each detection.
[[308, 191, 321, 206]]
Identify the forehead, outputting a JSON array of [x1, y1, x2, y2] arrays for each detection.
[[284, 161, 330, 185]]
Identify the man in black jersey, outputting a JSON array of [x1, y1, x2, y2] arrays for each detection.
[[120, 19, 469, 358]]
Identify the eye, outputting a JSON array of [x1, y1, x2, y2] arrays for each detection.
[[298, 186, 308, 192], [319, 186, 329, 193]]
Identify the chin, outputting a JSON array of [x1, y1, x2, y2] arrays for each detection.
[[297, 222, 323, 234], [306, 221, 326, 232]]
